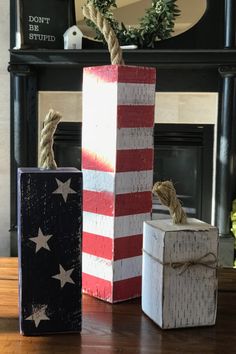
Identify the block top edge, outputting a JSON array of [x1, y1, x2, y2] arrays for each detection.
[[83, 65, 156, 84], [18, 167, 81, 174], [145, 218, 218, 232]]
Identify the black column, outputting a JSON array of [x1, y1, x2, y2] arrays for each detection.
[[224, 0, 236, 48], [9, 64, 38, 255], [214, 0, 236, 238], [215, 68, 236, 236]]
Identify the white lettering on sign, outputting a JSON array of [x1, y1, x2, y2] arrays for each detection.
[[28, 15, 56, 43], [29, 33, 56, 42], [29, 24, 39, 32], [28, 16, 51, 24]]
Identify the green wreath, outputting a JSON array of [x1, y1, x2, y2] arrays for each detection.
[[85, 0, 180, 48]]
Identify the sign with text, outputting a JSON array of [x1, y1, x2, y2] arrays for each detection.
[[16, 0, 76, 49]]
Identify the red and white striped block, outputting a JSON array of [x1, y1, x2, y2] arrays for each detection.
[[82, 65, 156, 302]]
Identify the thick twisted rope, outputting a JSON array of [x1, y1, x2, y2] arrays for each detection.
[[152, 181, 187, 224], [39, 109, 61, 169], [83, 3, 124, 65]]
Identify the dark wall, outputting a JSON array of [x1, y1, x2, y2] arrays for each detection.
[[156, 0, 225, 49]]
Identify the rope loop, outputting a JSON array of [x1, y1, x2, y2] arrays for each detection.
[[39, 109, 61, 169], [152, 180, 187, 224], [83, 3, 124, 65]]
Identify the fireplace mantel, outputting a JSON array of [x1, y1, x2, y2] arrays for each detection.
[[9, 48, 236, 68]]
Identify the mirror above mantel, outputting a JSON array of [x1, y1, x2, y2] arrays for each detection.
[[76, 0, 207, 40]]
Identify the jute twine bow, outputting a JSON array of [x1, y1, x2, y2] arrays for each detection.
[[83, 3, 124, 65], [143, 249, 217, 275], [39, 109, 61, 169], [152, 181, 187, 224]]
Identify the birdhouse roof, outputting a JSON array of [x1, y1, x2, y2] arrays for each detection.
[[63, 25, 83, 37]]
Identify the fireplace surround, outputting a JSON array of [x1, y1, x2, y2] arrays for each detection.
[[9, 0, 236, 264], [53, 122, 214, 223]]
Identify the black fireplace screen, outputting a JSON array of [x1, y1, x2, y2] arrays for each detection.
[[54, 123, 214, 223]]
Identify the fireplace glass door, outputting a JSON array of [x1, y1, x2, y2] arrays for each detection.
[[153, 145, 202, 218]]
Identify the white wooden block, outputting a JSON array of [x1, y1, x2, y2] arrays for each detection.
[[142, 218, 218, 329]]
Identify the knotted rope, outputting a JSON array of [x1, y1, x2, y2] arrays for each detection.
[[83, 3, 124, 65], [143, 249, 217, 275], [39, 109, 61, 169], [152, 180, 187, 224]]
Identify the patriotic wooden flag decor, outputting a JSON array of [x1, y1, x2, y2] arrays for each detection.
[[18, 111, 82, 335], [82, 64, 156, 302]]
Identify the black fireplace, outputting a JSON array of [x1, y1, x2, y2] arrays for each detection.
[[9, 0, 236, 262], [54, 123, 214, 223], [153, 124, 214, 222]]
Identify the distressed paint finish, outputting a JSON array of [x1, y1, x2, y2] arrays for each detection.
[[18, 167, 82, 335], [82, 65, 156, 302], [142, 218, 218, 329]]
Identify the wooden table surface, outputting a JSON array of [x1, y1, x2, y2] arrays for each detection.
[[1, 258, 236, 354]]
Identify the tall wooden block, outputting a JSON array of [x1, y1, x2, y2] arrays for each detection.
[[18, 167, 82, 335], [82, 65, 156, 302], [142, 218, 218, 329]]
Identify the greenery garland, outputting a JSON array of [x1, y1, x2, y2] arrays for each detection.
[[84, 0, 180, 48]]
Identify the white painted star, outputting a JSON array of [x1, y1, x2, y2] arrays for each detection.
[[52, 178, 77, 202], [52, 264, 75, 288], [29, 228, 53, 253], [25, 305, 50, 328]]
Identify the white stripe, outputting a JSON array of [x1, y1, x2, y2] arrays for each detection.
[[84, 77, 155, 107], [83, 212, 114, 237], [82, 253, 113, 281], [82, 253, 142, 282], [83, 170, 153, 194], [115, 213, 151, 237], [117, 128, 153, 150], [118, 83, 156, 105], [116, 171, 153, 194], [83, 170, 114, 193], [113, 255, 142, 281], [83, 211, 151, 238]]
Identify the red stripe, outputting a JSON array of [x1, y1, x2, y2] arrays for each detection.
[[83, 190, 114, 216], [84, 65, 156, 84], [82, 149, 114, 172], [116, 149, 153, 172], [113, 276, 141, 302], [82, 148, 153, 172], [82, 233, 143, 261], [114, 235, 143, 260], [82, 273, 112, 302], [83, 232, 113, 260], [115, 192, 152, 216], [83, 190, 152, 216], [117, 105, 155, 128], [82, 273, 141, 302]]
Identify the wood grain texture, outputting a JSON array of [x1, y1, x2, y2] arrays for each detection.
[[0, 258, 236, 353], [17, 168, 82, 335], [142, 219, 218, 329]]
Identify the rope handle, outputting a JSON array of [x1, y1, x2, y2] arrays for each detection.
[[152, 181, 187, 224], [39, 109, 61, 169], [82, 3, 124, 65]]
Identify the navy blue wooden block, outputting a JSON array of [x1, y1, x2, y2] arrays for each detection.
[[18, 167, 82, 335]]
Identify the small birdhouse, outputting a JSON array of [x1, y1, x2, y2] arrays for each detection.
[[63, 25, 83, 49]]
